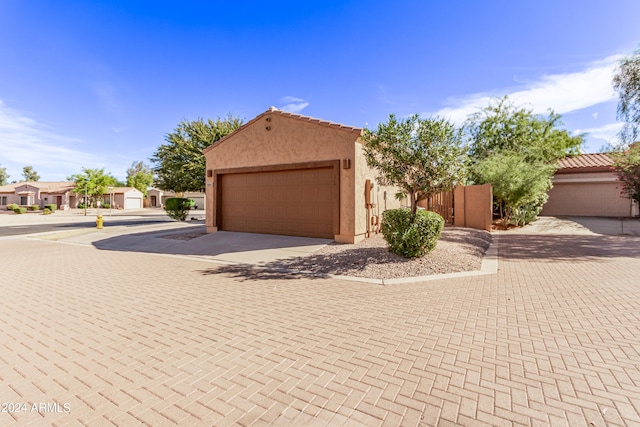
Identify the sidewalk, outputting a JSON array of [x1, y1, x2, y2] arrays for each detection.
[[0, 208, 202, 226]]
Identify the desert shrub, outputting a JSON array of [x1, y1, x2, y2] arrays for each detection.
[[43, 208, 52, 215], [7, 203, 18, 211], [28, 205, 40, 211], [44, 204, 56, 211], [473, 152, 555, 226], [164, 197, 191, 221], [381, 208, 444, 258], [13, 207, 27, 214]]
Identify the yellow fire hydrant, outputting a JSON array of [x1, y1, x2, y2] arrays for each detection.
[[96, 215, 104, 229]]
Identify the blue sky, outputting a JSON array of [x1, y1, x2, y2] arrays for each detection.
[[1, 1, 639, 182]]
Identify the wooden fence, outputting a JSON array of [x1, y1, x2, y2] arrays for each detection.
[[418, 191, 453, 224]]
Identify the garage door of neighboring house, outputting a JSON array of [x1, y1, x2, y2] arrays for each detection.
[[218, 164, 338, 239], [124, 197, 142, 209], [544, 182, 631, 217]]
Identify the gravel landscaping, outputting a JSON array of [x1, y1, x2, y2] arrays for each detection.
[[269, 227, 492, 279]]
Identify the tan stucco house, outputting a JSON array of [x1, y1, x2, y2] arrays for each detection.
[[147, 189, 205, 209], [0, 181, 75, 210], [542, 153, 638, 217], [98, 187, 144, 210], [203, 108, 403, 243], [0, 182, 144, 210]]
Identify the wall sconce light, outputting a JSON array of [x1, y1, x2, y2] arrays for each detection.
[[343, 159, 351, 169]]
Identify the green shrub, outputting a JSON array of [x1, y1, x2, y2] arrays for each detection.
[[13, 207, 27, 214], [381, 208, 444, 258], [28, 205, 40, 211], [102, 203, 110, 209], [164, 197, 191, 221], [7, 203, 18, 211], [43, 208, 52, 215], [44, 204, 56, 211], [77, 203, 86, 209]]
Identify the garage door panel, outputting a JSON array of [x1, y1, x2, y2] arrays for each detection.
[[220, 167, 336, 238], [543, 182, 630, 217]]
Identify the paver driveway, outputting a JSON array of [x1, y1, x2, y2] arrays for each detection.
[[1, 229, 639, 426]]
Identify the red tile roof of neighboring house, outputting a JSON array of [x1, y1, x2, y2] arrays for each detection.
[[556, 153, 613, 174]]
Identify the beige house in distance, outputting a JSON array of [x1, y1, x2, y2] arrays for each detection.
[[542, 153, 638, 217], [0, 182, 144, 210], [0, 181, 75, 210], [147, 189, 205, 209], [97, 187, 144, 210], [203, 107, 404, 243]]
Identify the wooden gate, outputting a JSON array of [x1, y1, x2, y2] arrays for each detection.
[[419, 191, 453, 224]]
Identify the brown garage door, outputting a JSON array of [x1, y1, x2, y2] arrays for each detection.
[[220, 167, 337, 238]]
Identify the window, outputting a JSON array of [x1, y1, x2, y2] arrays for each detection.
[[0, 196, 6, 205], [19, 195, 34, 205]]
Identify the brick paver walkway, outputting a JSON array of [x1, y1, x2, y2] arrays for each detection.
[[1, 231, 639, 426]]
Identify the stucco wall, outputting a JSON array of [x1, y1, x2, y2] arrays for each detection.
[[542, 171, 632, 217], [453, 184, 493, 231], [353, 142, 404, 242], [205, 111, 359, 242]]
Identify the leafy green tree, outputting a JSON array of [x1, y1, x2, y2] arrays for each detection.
[[0, 164, 8, 186], [362, 114, 467, 215], [466, 97, 583, 226], [613, 49, 640, 144], [611, 143, 640, 203], [466, 97, 583, 165], [67, 168, 118, 207], [473, 152, 556, 226], [126, 161, 154, 198], [22, 166, 40, 182], [151, 115, 243, 193]]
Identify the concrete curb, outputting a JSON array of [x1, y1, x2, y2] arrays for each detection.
[[328, 234, 499, 285]]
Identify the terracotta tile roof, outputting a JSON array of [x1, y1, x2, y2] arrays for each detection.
[[203, 107, 362, 154], [556, 153, 613, 174]]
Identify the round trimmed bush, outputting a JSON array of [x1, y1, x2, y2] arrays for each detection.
[[381, 208, 445, 258], [164, 197, 192, 221]]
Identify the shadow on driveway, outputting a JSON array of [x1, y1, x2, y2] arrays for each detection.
[[499, 232, 640, 262], [91, 226, 332, 262]]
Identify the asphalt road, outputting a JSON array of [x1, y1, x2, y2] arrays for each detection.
[[0, 217, 178, 237]]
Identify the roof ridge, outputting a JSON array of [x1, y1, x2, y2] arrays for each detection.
[[203, 108, 362, 154]]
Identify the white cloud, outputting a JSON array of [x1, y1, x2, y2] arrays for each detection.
[[278, 96, 309, 114], [574, 122, 624, 144], [0, 99, 102, 180], [434, 55, 623, 124]]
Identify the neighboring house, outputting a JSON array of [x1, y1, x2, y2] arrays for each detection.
[[542, 153, 638, 217], [0, 182, 144, 210], [0, 181, 75, 210], [203, 107, 404, 243], [105, 187, 144, 210], [147, 189, 205, 209]]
